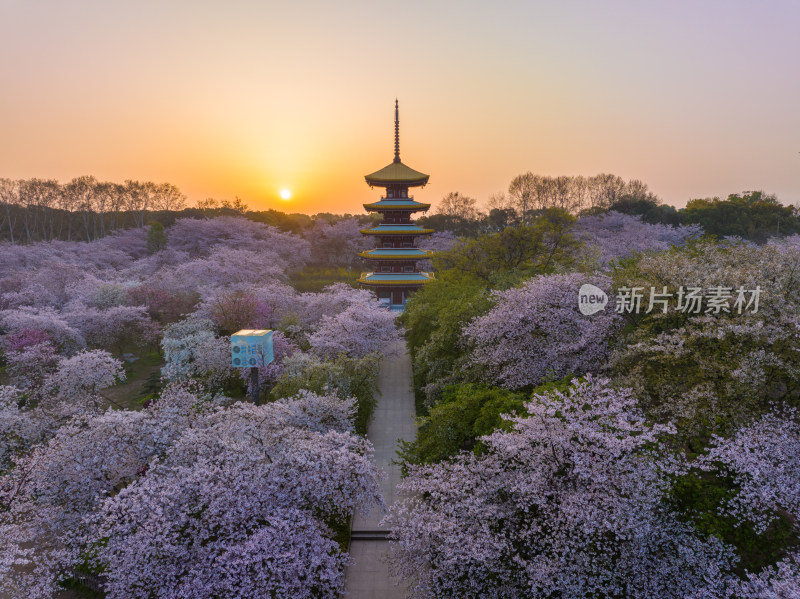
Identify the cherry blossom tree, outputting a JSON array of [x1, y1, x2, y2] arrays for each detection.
[[272, 352, 381, 434], [95, 226, 149, 259], [0, 385, 42, 471], [63, 304, 160, 354], [464, 273, 621, 388], [161, 317, 217, 380], [610, 239, 800, 441], [677, 410, 800, 597], [165, 216, 311, 269], [193, 281, 298, 331], [306, 217, 372, 267], [385, 377, 735, 598], [67, 277, 132, 309], [296, 283, 376, 328], [126, 244, 191, 274], [3, 410, 169, 536], [167, 247, 287, 298], [190, 334, 239, 392], [0, 384, 217, 598], [0, 386, 382, 599], [265, 390, 356, 433], [0, 261, 84, 309], [2, 328, 50, 353], [85, 414, 380, 599], [699, 410, 800, 534], [41, 350, 126, 419], [2, 261, 84, 309], [0, 348, 129, 482], [127, 281, 199, 323], [0, 307, 85, 354], [725, 553, 800, 598], [611, 313, 800, 442], [575, 211, 701, 267], [206, 288, 271, 334], [308, 301, 400, 359], [418, 230, 460, 271], [4, 341, 60, 392], [615, 237, 800, 317]]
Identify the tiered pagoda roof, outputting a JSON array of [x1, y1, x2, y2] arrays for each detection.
[[358, 271, 435, 286], [363, 198, 430, 212], [358, 101, 435, 306], [360, 224, 434, 236], [364, 162, 430, 188], [358, 248, 432, 260]]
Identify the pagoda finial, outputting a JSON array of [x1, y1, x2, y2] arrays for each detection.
[[393, 99, 400, 163]]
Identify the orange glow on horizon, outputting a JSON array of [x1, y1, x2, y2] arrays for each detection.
[[0, 2, 798, 214]]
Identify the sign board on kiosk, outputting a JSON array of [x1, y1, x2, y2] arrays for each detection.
[[231, 329, 274, 367]]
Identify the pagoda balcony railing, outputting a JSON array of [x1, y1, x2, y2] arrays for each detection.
[[359, 271, 436, 280]]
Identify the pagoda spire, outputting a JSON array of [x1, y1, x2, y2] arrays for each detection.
[[393, 99, 400, 163]]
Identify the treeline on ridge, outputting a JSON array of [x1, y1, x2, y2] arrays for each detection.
[[2, 172, 798, 245]]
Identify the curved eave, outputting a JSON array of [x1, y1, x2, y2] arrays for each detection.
[[360, 227, 435, 236], [364, 161, 430, 188], [366, 177, 429, 188], [358, 249, 433, 260], [363, 201, 431, 212], [357, 272, 435, 286]]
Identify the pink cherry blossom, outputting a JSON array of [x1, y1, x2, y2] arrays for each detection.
[[385, 377, 734, 598], [464, 273, 621, 388], [575, 211, 701, 267], [700, 409, 800, 534], [308, 301, 400, 359], [0, 386, 382, 599]]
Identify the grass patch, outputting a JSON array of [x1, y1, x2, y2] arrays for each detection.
[[327, 514, 353, 553], [670, 471, 800, 574], [288, 266, 361, 292], [102, 348, 164, 411]]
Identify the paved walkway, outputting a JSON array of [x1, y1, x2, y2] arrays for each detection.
[[342, 340, 416, 598]]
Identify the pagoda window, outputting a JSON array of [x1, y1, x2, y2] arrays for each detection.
[[400, 190, 407, 198], [404, 265, 414, 272], [381, 265, 391, 272], [403, 241, 412, 248]]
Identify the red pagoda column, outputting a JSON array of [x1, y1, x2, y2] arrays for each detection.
[[357, 101, 435, 311]]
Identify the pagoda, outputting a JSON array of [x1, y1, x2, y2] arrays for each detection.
[[358, 101, 435, 311]]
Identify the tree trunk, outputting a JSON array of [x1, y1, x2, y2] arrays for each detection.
[[250, 367, 260, 405]]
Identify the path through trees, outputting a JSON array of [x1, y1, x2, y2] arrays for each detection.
[[342, 340, 416, 598]]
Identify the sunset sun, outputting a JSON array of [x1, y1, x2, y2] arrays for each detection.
[[280, 189, 292, 200]]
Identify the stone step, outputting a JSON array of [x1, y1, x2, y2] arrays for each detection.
[[350, 529, 392, 541]]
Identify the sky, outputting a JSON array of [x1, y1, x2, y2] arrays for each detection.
[[1, 0, 798, 214]]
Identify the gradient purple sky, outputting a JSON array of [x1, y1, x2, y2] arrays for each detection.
[[1, 0, 798, 214]]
